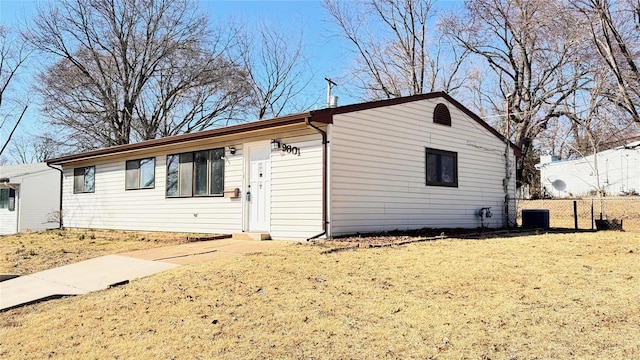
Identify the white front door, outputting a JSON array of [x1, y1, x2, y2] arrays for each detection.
[[247, 143, 271, 232]]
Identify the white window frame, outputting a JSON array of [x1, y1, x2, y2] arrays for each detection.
[[125, 157, 156, 190], [166, 148, 224, 198], [73, 166, 95, 193]]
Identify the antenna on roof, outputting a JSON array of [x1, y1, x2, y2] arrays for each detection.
[[325, 78, 338, 108]]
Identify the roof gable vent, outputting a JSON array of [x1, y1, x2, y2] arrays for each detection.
[[433, 103, 451, 126]]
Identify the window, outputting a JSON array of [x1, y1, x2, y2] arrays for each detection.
[[426, 148, 458, 187], [126, 157, 155, 190], [433, 103, 452, 126], [0, 188, 9, 209], [0, 188, 15, 211], [73, 166, 95, 193], [166, 148, 224, 197]]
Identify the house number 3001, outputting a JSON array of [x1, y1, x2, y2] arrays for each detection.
[[281, 143, 301, 156]]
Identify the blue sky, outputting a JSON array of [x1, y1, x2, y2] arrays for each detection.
[[0, 0, 464, 145], [199, 0, 356, 107], [0, 0, 355, 134]]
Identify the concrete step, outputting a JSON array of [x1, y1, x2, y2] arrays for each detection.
[[232, 232, 271, 241]]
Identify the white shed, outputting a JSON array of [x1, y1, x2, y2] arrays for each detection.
[[0, 163, 62, 235], [538, 141, 640, 197], [47, 93, 519, 240]]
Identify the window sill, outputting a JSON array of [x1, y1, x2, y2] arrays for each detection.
[[426, 183, 458, 188], [166, 194, 225, 198]]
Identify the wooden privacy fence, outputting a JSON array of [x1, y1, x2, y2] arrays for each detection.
[[517, 197, 640, 231]]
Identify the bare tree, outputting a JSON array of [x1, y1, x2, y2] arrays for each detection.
[[0, 25, 31, 157], [441, 0, 586, 160], [517, 56, 640, 196], [324, 0, 470, 99], [25, 0, 250, 151], [546, 84, 625, 156], [132, 34, 251, 139], [8, 132, 62, 164], [531, 0, 640, 160], [239, 21, 313, 119], [571, 0, 640, 125]]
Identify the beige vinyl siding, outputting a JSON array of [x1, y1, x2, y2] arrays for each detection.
[[62, 145, 244, 234], [329, 98, 516, 236], [17, 171, 61, 232], [0, 169, 60, 235], [269, 133, 323, 240], [60, 124, 325, 239]]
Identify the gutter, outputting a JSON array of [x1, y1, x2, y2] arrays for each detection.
[[305, 116, 328, 241], [46, 163, 64, 229]]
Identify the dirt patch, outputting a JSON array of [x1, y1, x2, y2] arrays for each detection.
[[312, 227, 596, 252]]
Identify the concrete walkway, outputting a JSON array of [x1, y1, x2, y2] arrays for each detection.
[[0, 239, 287, 311]]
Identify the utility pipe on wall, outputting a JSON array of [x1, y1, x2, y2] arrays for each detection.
[[305, 116, 328, 240]]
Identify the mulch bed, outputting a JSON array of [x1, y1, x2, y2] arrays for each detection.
[[311, 227, 594, 254]]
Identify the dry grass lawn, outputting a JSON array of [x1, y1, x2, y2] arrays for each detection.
[[0, 229, 196, 275], [1, 231, 639, 359]]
